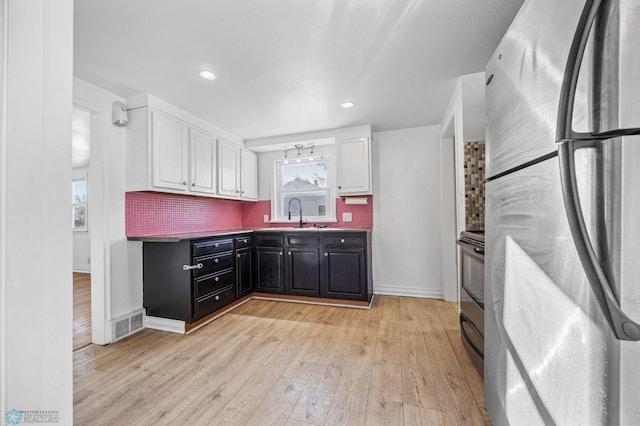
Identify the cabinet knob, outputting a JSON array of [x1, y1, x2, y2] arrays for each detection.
[[215, 277, 219, 282], [243, 239, 248, 244], [236, 190, 240, 193], [324, 252, 328, 257], [338, 185, 342, 189], [214, 258, 219, 263], [215, 295, 220, 301], [288, 251, 292, 256], [237, 254, 240, 258], [182, 181, 187, 186], [340, 239, 345, 243], [279, 252, 283, 256], [192, 182, 196, 187], [214, 243, 219, 248]]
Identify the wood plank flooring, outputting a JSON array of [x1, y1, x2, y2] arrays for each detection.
[[73, 295, 489, 425], [73, 272, 92, 351]]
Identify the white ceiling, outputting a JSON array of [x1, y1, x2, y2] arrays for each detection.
[[74, 0, 523, 141]]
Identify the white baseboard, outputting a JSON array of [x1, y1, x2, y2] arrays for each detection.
[[144, 315, 186, 334], [73, 266, 90, 273], [374, 285, 443, 299]]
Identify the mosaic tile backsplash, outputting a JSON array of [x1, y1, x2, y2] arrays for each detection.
[[126, 192, 374, 236], [464, 141, 485, 231], [126, 192, 244, 236]]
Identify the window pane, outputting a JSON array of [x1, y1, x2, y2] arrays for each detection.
[[282, 192, 328, 218], [72, 180, 87, 229], [280, 162, 328, 190]]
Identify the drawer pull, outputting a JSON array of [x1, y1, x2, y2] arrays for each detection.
[[215, 295, 220, 301], [341, 239, 345, 243], [214, 243, 219, 248], [215, 277, 219, 282], [214, 258, 219, 263], [243, 239, 248, 244], [183, 263, 203, 271]]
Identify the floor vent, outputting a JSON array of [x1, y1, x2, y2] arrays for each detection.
[[112, 309, 145, 342]]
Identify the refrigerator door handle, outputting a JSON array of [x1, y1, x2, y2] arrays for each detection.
[[556, 0, 640, 143], [558, 140, 640, 341]]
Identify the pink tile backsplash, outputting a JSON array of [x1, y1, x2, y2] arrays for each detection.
[[126, 192, 244, 236], [242, 197, 373, 228], [126, 192, 373, 236]]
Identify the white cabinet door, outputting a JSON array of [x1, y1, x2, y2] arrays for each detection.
[[337, 137, 372, 195], [190, 129, 217, 194], [151, 111, 189, 191], [240, 149, 257, 200], [217, 139, 240, 197]]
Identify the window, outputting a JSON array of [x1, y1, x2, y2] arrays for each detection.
[[273, 156, 335, 223], [72, 178, 88, 231]]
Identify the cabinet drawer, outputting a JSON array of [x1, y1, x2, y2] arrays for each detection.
[[322, 235, 365, 248], [193, 285, 235, 319], [192, 238, 234, 256], [287, 235, 319, 247], [255, 235, 283, 247], [194, 269, 235, 299], [193, 251, 234, 276], [235, 236, 252, 249]]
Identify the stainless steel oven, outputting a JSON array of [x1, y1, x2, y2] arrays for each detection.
[[458, 231, 484, 377]]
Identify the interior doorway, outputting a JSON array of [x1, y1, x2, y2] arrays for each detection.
[[72, 105, 92, 350]]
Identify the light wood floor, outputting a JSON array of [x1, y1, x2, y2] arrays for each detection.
[[73, 296, 489, 425], [73, 272, 92, 351]]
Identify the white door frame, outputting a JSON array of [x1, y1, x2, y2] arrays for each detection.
[[72, 93, 112, 345]]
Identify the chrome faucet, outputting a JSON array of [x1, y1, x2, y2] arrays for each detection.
[[287, 198, 307, 228]]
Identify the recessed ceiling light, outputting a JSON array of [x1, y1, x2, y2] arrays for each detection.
[[341, 101, 356, 109], [198, 70, 216, 80]]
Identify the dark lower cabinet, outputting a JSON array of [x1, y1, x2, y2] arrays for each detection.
[[286, 247, 320, 296], [323, 249, 366, 299], [143, 235, 255, 323], [236, 247, 253, 298], [255, 246, 284, 293], [253, 231, 371, 302]]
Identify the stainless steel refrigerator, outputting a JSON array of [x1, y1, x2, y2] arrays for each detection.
[[485, 0, 640, 424]]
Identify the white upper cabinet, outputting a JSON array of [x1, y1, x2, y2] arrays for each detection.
[[189, 128, 217, 195], [336, 137, 372, 195], [217, 140, 258, 201], [217, 139, 240, 197], [151, 111, 189, 191], [126, 106, 220, 197], [240, 149, 257, 200]]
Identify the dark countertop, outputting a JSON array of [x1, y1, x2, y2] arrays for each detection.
[[127, 227, 372, 242]]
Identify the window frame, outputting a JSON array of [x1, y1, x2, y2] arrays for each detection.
[[271, 155, 336, 223]]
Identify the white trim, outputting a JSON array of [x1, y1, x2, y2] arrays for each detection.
[[73, 267, 91, 273], [73, 78, 126, 345], [373, 285, 443, 299], [143, 315, 186, 334], [0, 0, 7, 416]]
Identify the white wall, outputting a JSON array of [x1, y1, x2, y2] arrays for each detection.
[[73, 166, 91, 272], [1, 0, 74, 421], [372, 126, 443, 298]]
